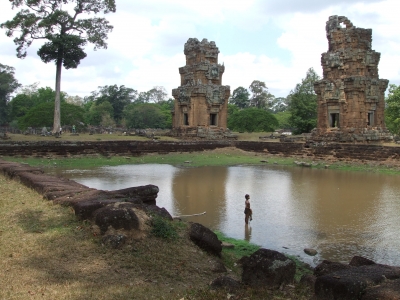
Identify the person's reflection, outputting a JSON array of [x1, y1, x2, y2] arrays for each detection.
[[244, 224, 252, 241]]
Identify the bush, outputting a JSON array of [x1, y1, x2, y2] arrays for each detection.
[[228, 107, 279, 132]]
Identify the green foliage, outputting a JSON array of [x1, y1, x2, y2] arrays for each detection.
[[275, 111, 291, 129], [214, 230, 260, 270], [229, 86, 250, 109], [89, 85, 137, 123], [288, 68, 321, 134], [228, 103, 239, 116], [385, 84, 400, 135], [228, 107, 279, 132], [0, 63, 20, 125], [37, 34, 87, 69], [123, 103, 167, 129], [135, 86, 168, 104], [270, 96, 289, 113], [1, 0, 116, 132], [151, 215, 178, 240], [215, 231, 260, 258], [1, 1, 116, 59], [158, 99, 174, 129], [32, 87, 67, 104], [9, 87, 67, 122], [86, 101, 114, 126], [9, 93, 35, 121], [18, 101, 85, 129], [249, 80, 275, 110]]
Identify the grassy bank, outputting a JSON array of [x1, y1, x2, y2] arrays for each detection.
[[0, 173, 313, 299], [2, 131, 273, 142], [2, 146, 400, 175], [2, 131, 400, 175]]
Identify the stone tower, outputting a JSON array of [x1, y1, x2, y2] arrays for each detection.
[[171, 38, 231, 138], [314, 16, 390, 142]]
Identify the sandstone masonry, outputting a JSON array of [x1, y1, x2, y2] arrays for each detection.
[[313, 16, 391, 143], [171, 38, 233, 139]]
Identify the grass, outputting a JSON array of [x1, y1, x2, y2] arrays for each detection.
[[2, 131, 274, 142], [216, 231, 313, 283], [2, 132, 179, 142], [3, 131, 400, 175], [150, 215, 179, 240], [0, 173, 314, 299], [2, 146, 400, 176], [0, 174, 225, 299]]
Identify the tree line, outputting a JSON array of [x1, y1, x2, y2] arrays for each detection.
[[2, 63, 400, 135], [0, 74, 174, 131], [0, 61, 319, 133]]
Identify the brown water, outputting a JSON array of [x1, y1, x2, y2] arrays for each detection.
[[49, 164, 400, 267]]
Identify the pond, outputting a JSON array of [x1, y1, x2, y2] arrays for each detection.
[[47, 164, 400, 267]]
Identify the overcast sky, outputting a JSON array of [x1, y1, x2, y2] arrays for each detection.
[[1, 0, 399, 99]]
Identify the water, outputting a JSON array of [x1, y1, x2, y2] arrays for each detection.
[[47, 164, 400, 267]]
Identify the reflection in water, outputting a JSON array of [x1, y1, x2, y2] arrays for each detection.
[[47, 164, 400, 267], [244, 224, 252, 241]]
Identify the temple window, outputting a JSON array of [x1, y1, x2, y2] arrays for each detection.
[[210, 114, 217, 126], [183, 113, 189, 126], [329, 113, 339, 127]]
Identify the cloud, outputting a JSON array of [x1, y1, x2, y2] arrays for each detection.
[[1, 0, 400, 100], [256, 0, 387, 14]]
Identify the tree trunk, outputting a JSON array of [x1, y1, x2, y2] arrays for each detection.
[[53, 58, 62, 134]]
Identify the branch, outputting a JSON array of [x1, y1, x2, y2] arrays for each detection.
[[173, 211, 206, 218]]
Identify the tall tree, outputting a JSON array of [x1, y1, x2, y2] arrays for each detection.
[[229, 86, 250, 109], [288, 68, 321, 134], [270, 96, 289, 113], [147, 86, 168, 103], [1, 0, 116, 133], [135, 86, 168, 104], [92, 85, 137, 123], [385, 84, 400, 135], [0, 63, 21, 125], [17, 82, 39, 97], [249, 80, 275, 110]]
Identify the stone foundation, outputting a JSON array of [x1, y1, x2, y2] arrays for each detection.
[[170, 126, 237, 140], [311, 127, 393, 143], [1, 140, 400, 165]]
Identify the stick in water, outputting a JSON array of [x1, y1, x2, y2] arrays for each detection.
[[174, 211, 206, 218]]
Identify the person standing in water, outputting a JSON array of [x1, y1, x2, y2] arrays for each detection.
[[244, 194, 253, 224]]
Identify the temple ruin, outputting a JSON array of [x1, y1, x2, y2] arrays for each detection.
[[171, 38, 234, 139], [313, 15, 391, 142]]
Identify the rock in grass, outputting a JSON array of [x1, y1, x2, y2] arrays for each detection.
[[304, 248, 318, 256], [189, 222, 222, 257], [241, 248, 296, 288]]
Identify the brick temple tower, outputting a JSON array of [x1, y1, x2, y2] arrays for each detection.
[[313, 16, 390, 142], [171, 38, 232, 138]]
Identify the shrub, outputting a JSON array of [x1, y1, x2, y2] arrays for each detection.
[[151, 215, 178, 240]]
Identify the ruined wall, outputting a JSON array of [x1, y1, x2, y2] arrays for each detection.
[[1, 140, 400, 164], [172, 38, 230, 134], [314, 16, 389, 140]]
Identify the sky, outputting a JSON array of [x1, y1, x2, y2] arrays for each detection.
[[1, 0, 400, 99]]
